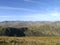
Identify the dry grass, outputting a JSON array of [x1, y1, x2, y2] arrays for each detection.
[[0, 36, 60, 45]]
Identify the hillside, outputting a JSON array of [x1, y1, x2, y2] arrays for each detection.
[[0, 21, 60, 36]]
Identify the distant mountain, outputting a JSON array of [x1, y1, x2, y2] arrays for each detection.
[[0, 21, 53, 27]]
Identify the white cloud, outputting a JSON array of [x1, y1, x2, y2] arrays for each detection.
[[24, 0, 47, 5], [0, 6, 36, 12], [0, 16, 9, 18], [50, 13, 60, 17], [0, 14, 44, 18], [51, 13, 60, 16], [24, 0, 31, 1], [24, 0, 41, 4], [0, 13, 60, 21], [0, 12, 59, 19], [0, 15, 37, 18]]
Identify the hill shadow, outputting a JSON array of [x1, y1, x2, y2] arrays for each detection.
[[5, 27, 28, 37]]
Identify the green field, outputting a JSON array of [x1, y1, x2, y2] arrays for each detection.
[[0, 37, 60, 45]]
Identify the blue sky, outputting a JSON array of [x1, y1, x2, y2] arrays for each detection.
[[0, 0, 60, 21]]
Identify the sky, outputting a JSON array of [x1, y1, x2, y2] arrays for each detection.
[[0, 0, 60, 21]]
